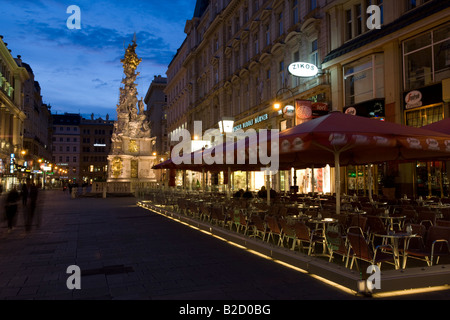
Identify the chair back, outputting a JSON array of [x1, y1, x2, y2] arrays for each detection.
[[425, 226, 450, 251], [350, 215, 368, 231], [279, 219, 295, 238], [347, 232, 372, 261], [251, 215, 266, 232], [418, 211, 436, 225], [293, 222, 310, 242], [326, 224, 345, 252], [266, 216, 282, 234], [367, 216, 387, 235]]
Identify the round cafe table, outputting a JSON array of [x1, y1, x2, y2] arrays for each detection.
[[373, 232, 418, 270], [379, 215, 406, 231], [308, 218, 338, 254]]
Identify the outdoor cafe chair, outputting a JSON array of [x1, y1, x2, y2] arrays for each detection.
[[200, 203, 211, 222], [349, 215, 368, 237], [367, 216, 388, 246], [418, 211, 437, 230], [403, 226, 450, 268], [210, 206, 225, 227], [248, 215, 267, 241], [237, 211, 250, 235], [437, 220, 450, 228], [278, 218, 296, 250], [228, 208, 242, 232], [292, 222, 324, 256], [325, 225, 349, 265], [347, 232, 395, 270], [440, 208, 450, 221], [265, 216, 283, 245]]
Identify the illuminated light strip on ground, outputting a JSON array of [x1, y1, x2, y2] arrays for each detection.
[[372, 285, 450, 298], [138, 202, 450, 298], [139, 202, 357, 296]]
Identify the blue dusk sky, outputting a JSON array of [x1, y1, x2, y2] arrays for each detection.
[[1, 0, 197, 119]]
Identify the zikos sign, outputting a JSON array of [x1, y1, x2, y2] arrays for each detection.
[[288, 62, 319, 78]]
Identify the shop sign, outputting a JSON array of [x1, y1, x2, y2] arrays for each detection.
[[283, 105, 295, 118], [343, 99, 385, 118], [405, 90, 423, 109], [311, 102, 330, 118], [10, 154, 14, 174], [233, 113, 269, 132], [288, 62, 319, 78], [345, 107, 357, 115], [403, 83, 442, 110], [295, 100, 313, 122]]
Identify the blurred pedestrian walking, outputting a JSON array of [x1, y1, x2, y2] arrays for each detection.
[[21, 181, 29, 206], [5, 187, 20, 232], [26, 182, 39, 232]]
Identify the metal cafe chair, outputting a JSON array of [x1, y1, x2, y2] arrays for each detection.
[[347, 232, 395, 270], [403, 226, 450, 268], [292, 221, 324, 256]]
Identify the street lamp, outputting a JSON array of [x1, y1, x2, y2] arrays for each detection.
[[218, 117, 235, 134], [273, 87, 295, 112]]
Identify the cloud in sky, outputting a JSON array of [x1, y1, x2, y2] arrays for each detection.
[[2, 0, 197, 119]]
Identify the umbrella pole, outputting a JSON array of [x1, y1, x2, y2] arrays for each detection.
[[311, 165, 315, 196], [368, 164, 373, 202], [335, 152, 341, 215], [266, 171, 271, 206]]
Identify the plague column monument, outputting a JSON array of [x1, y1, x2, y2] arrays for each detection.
[[107, 37, 157, 184]]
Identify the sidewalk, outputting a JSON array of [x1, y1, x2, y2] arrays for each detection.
[[0, 190, 447, 301]]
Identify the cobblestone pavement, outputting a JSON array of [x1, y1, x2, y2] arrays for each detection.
[[0, 190, 448, 304]]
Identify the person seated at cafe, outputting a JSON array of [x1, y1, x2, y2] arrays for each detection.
[[243, 189, 253, 199], [234, 189, 244, 198], [258, 186, 267, 198], [270, 188, 277, 199]]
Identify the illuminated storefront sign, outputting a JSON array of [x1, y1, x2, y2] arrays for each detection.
[[288, 62, 319, 77], [233, 113, 269, 132]]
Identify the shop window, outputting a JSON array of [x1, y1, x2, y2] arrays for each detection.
[[344, 54, 384, 106], [405, 104, 443, 128], [403, 23, 450, 90]]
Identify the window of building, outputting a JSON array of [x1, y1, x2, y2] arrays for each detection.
[[293, 51, 300, 87], [366, 0, 384, 26], [292, 0, 299, 25], [345, 9, 353, 41], [406, 0, 417, 11], [355, 4, 363, 36], [311, 39, 319, 66], [253, 0, 259, 13], [254, 33, 259, 55], [279, 60, 285, 90], [278, 12, 283, 37], [344, 54, 385, 106], [405, 104, 443, 127], [265, 24, 270, 47], [310, 0, 317, 11], [403, 23, 450, 90]]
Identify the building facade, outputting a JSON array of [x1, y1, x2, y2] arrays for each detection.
[[51, 113, 81, 185], [166, 0, 332, 192], [80, 115, 114, 184], [165, 0, 450, 196], [21, 61, 52, 185], [0, 37, 29, 191], [323, 0, 450, 197], [144, 75, 168, 160]]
